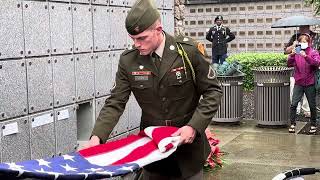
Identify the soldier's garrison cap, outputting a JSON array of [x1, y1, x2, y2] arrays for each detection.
[[215, 15, 223, 22], [125, 0, 160, 35]]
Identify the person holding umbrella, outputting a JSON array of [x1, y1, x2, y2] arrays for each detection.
[[272, 16, 320, 120], [287, 33, 320, 134], [284, 25, 319, 118]]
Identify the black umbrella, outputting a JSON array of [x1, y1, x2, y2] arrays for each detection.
[[271, 15, 320, 28]]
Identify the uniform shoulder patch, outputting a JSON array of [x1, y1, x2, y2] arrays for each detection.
[[197, 43, 206, 56]]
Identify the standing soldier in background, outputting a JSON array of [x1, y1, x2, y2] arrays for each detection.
[[85, 0, 223, 179], [206, 15, 235, 64]]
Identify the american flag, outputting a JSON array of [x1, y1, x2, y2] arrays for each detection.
[[0, 126, 180, 180]]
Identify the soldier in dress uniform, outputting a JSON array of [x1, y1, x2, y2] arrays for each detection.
[[206, 15, 235, 64], [85, 0, 222, 179]]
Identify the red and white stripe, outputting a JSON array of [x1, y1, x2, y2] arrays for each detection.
[[79, 126, 180, 167]]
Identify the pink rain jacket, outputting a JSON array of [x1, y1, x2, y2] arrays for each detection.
[[287, 47, 320, 86]]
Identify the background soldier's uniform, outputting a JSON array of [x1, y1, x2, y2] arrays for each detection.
[[91, 0, 223, 179], [206, 16, 235, 64]]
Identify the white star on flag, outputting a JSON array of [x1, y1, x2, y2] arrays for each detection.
[[47, 171, 62, 180], [77, 172, 89, 179], [36, 159, 51, 168], [118, 165, 135, 172], [6, 163, 24, 170], [6, 163, 25, 177], [62, 154, 75, 162], [61, 164, 77, 172], [35, 168, 46, 173], [98, 170, 114, 176], [86, 167, 103, 172]]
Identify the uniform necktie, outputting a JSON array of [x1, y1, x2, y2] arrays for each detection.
[[152, 52, 161, 70]]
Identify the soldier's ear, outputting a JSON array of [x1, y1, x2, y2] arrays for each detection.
[[155, 24, 163, 33]]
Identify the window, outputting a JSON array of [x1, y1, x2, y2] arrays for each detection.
[[248, 6, 254, 11], [266, 43, 272, 48], [257, 31, 264, 35], [222, 7, 228, 12], [239, 31, 246, 36], [206, 44, 212, 48], [275, 30, 282, 35], [206, 20, 212, 25], [231, 7, 237, 11], [239, 19, 246, 23], [275, 17, 281, 21], [266, 31, 272, 35], [266, 18, 273, 23], [198, 32, 204, 36], [185, 21, 188, 25], [239, 7, 246, 11], [185, 32, 188, 36], [214, 8, 220, 12], [231, 44, 237, 48], [266, 5, 272, 10], [295, 4, 301, 8], [206, 8, 211, 13], [239, 44, 246, 48], [257, 6, 263, 10], [248, 31, 255, 36], [257, 43, 263, 48], [190, 32, 196, 37], [248, 19, 254, 23], [198, 8, 203, 13], [285, 4, 291, 9], [198, 20, 204, 25], [257, 18, 263, 23], [248, 43, 254, 48], [190, 21, 196, 25], [275, 5, 282, 10], [275, 43, 282, 48], [190, 9, 196, 13], [231, 19, 237, 24], [223, 20, 228, 24], [285, 30, 291, 35]]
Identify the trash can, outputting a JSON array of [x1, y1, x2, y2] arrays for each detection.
[[252, 66, 293, 127], [212, 74, 244, 123]]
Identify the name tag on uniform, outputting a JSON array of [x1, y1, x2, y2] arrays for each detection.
[[132, 71, 151, 75], [134, 76, 149, 81], [171, 67, 184, 72]]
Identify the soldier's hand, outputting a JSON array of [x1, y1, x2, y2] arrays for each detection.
[[171, 125, 196, 145], [81, 135, 101, 150]]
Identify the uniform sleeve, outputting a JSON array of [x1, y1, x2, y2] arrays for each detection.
[[225, 27, 235, 43], [186, 47, 223, 133], [206, 27, 213, 42], [91, 56, 131, 143]]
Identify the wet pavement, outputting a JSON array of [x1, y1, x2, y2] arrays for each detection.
[[205, 120, 320, 180]]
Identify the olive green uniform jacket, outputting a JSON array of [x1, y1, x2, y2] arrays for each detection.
[[92, 33, 222, 178]]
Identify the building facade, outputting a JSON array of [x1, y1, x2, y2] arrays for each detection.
[[184, 0, 316, 56]]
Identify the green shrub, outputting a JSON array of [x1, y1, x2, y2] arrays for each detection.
[[226, 52, 288, 91]]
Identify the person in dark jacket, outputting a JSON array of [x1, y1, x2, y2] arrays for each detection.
[[287, 33, 320, 134], [206, 15, 235, 64], [84, 0, 223, 179]]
